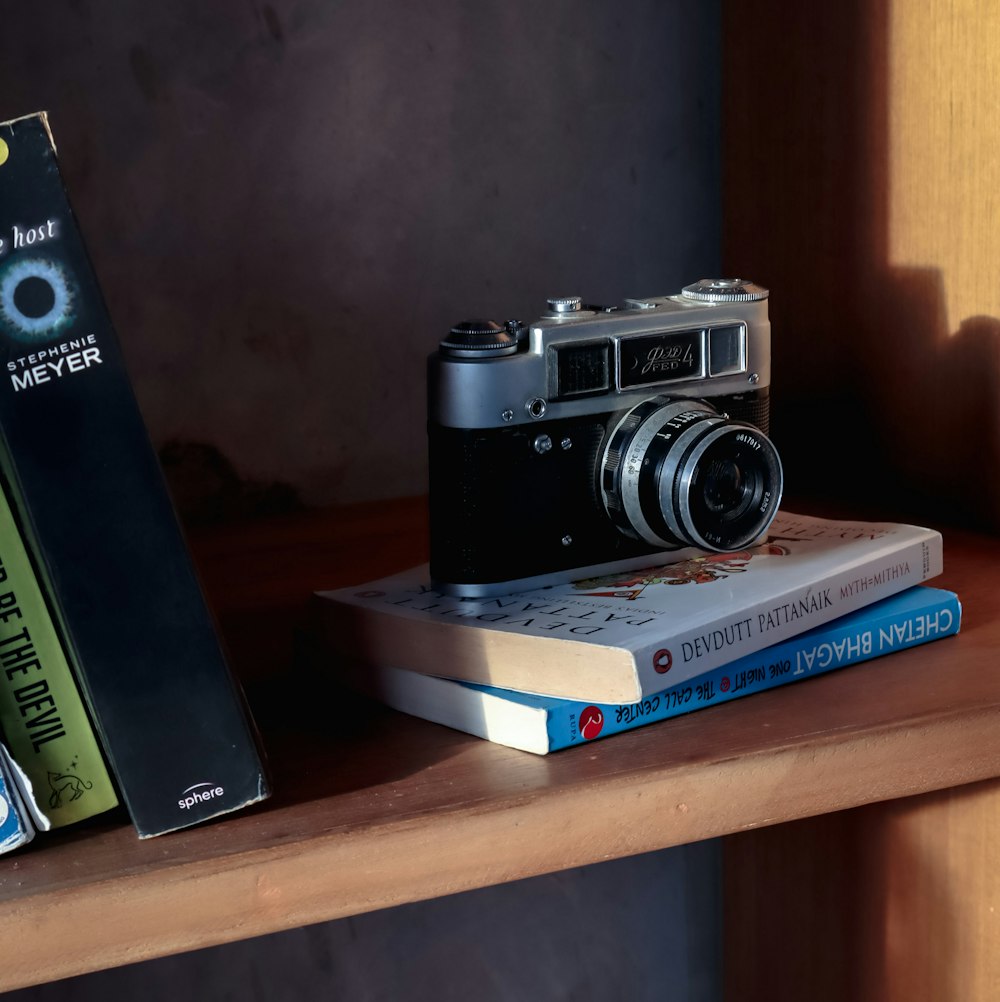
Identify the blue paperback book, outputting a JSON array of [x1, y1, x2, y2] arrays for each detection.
[[0, 745, 35, 852], [354, 586, 961, 754]]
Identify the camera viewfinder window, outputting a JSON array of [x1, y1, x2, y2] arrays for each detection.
[[554, 342, 610, 397], [708, 325, 746, 377]]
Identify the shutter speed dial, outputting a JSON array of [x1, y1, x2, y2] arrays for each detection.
[[681, 279, 769, 303], [439, 319, 525, 358]]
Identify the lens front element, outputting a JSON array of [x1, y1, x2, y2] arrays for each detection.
[[676, 423, 781, 549], [702, 457, 746, 514], [600, 397, 782, 552]]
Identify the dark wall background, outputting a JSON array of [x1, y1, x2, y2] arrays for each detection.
[[0, 1, 723, 999], [1, 0, 720, 515]]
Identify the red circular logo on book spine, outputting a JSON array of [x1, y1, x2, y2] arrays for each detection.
[[653, 649, 673, 674], [579, 706, 604, 740]]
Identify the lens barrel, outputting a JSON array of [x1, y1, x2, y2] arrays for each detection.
[[600, 397, 782, 552]]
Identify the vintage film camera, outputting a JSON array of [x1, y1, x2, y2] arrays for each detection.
[[428, 279, 783, 596]]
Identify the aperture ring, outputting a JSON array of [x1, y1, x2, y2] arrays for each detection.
[[641, 415, 728, 545], [601, 398, 716, 547]]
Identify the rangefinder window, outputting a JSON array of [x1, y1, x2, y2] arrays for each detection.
[[708, 324, 747, 377], [617, 328, 705, 390], [551, 340, 610, 398]]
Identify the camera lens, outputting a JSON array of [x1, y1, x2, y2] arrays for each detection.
[[702, 457, 746, 514], [600, 397, 782, 551]]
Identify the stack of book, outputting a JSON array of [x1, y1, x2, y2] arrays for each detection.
[[0, 111, 270, 851], [313, 512, 958, 754]]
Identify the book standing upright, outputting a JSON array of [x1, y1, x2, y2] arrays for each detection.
[[0, 478, 117, 828], [0, 745, 33, 853], [0, 112, 269, 837]]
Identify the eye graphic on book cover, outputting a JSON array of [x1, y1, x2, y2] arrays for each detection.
[[0, 257, 74, 343]]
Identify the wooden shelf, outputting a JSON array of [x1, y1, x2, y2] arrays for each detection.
[[0, 497, 997, 991]]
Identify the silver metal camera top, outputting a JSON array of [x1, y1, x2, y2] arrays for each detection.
[[681, 279, 768, 303], [430, 280, 771, 429]]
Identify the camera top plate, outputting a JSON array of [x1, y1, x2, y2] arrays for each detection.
[[430, 280, 771, 430]]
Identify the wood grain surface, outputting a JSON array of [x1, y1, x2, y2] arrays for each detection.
[[0, 499, 996, 991], [722, 2, 1000, 996]]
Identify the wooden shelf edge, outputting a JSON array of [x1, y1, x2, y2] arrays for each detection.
[[2, 699, 997, 992]]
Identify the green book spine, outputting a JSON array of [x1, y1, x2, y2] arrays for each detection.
[[0, 482, 118, 828]]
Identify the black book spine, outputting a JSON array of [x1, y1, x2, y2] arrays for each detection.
[[0, 113, 269, 837]]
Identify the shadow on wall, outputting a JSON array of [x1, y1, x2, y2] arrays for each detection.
[[159, 440, 302, 525], [723, 0, 1000, 530]]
